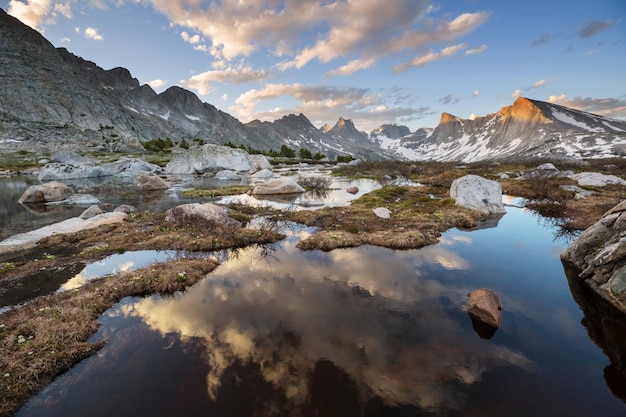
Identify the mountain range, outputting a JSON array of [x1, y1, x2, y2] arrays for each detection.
[[1, 7, 625, 162]]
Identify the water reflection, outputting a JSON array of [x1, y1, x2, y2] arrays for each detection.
[[14, 204, 626, 416]]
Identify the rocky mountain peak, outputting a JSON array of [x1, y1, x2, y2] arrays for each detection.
[[370, 124, 411, 139], [439, 112, 459, 125], [501, 96, 551, 124]]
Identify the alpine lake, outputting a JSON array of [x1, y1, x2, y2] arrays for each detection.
[[1, 165, 625, 417]]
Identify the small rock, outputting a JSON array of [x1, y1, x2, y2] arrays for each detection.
[[79, 205, 105, 219], [114, 204, 137, 214], [251, 178, 305, 195], [215, 170, 240, 181], [165, 203, 241, 227], [537, 163, 559, 172], [373, 207, 391, 219], [346, 186, 359, 194], [137, 172, 168, 191], [569, 172, 626, 187], [250, 168, 274, 179], [468, 288, 502, 329]]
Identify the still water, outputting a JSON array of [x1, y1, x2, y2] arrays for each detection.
[[14, 204, 626, 415]]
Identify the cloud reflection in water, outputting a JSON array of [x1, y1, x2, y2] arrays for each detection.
[[113, 237, 531, 413]]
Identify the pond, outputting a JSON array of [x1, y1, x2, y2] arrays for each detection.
[[12, 200, 626, 415]]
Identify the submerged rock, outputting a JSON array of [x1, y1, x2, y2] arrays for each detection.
[[450, 175, 506, 214], [46, 194, 100, 206], [467, 288, 502, 329], [561, 199, 626, 313], [18, 181, 74, 203]]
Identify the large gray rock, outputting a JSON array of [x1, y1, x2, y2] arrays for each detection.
[[569, 172, 626, 187], [46, 194, 100, 206], [165, 144, 271, 175], [18, 181, 74, 203], [251, 178, 305, 195], [38, 158, 163, 181], [450, 175, 506, 214], [50, 151, 97, 164], [468, 288, 502, 328], [561, 199, 626, 313], [215, 170, 240, 181], [164, 203, 241, 227]]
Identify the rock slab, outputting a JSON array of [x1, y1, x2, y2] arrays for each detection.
[[450, 175, 506, 214], [561, 199, 626, 312], [165, 203, 241, 227], [468, 288, 502, 328], [251, 178, 305, 195]]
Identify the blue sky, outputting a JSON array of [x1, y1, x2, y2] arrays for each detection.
[[3, 0, 625, 132]]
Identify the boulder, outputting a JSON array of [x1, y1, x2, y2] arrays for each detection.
[[137, 172, 168, 191], [165, 203, 241, 227], [373, 207, 391, 219], [468, 288, 502, 328], [250, 168, 274, 179], [38, 163, 105, 181], [346, 186, 359, 194], [569, 172, 626, 187], [102, 158, 163, 178], [215, 170, 240, 181], [450, 175, 506, 214], [18, 181, 74, 203], [165, 144, 271, 175], [79, 205, 105, 219], [251, 178, 305, 195], [537, 163, 559, 172], [561, 200, 626, 313]]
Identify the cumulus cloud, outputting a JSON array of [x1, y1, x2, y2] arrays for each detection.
[[548, 95, 626, 119], [7, 0, 53, 31], [511, 89, 522, 99], [181, 31, 201, 44], [148, 79, 167, 89], [181, 65, 270, 95], [144, 0, 488, 74], [579, 20, 617, 38], [228, 83, 425, 131], [84, 26, 104, 40]]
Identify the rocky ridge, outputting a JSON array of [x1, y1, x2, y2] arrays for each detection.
[[1, 7, 626, 162]]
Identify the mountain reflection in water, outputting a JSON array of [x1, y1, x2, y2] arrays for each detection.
[[16, 206, 626, 416]]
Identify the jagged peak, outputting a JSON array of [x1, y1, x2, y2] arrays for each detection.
[[501, 96, 551, 123], [439, 112, 460, 124], [320, 124, 332, 132]]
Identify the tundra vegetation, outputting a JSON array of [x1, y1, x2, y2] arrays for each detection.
[[0, 155, 625, 416]]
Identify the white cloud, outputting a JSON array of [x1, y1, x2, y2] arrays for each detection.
[[181, 31, 201, 44], [148, 79, 167, 89], [464, 45, 487, 55], [511, 89, 523, 99], [84, 26, 104, 41], [146, 0, 489, 73], [60, 36, 70, 43], [53, 2, 73, 19], [7, 0, 52, 31], [548, 94, 626, 119], [181, 65, 270, 95], [472, 90, 480, 97], [326, 58, 376, 77], [393, 43, 467, 73], [221, 93, 228, 101]]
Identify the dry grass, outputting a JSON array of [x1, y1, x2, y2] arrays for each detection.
[[0, 257, 218, 417], [274, 185, 484, 251]]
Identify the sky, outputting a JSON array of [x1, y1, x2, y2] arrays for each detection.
[[3, 0, 626, 132]]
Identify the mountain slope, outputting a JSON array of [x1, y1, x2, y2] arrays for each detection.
[[384, 97, 626, 162]]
